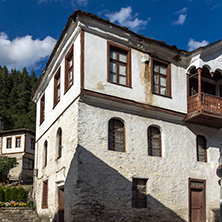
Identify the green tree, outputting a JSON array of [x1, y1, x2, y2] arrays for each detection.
[[0, 156, 17, 182]]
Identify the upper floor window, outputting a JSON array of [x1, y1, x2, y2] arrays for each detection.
[[6, 138, 12, 149], [54, 68, 61, 106], [152, 58, 171, 97], [40, 94, 45, 125], [148, 126, 161, 157], [16, 137, 21, 148], [132, 178, 148, 208], [31, 138, 35, 150], [107, 42, 131, 87], [43, 141, 48, 168], [108, 118, 125, 152], [57, 128, 62, 159], [197, 135, 207, 162], [65, 45, 73, 92], [42, 180, 48, 208]]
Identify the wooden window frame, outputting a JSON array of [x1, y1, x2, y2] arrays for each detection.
[[132, 178, 148, 208], [65, 45, 74, 93], [6, 137, 12, 149], [40, 94, 45, 125], [148, 126, 162, 157], [151, 58, 171, 98], [108, 118, 125, 152], [15, 136, 21, 148], [54, 67, 61, 107], [57, 128, 62, 159], [42, 180, 48, 209], [196, 135, 207, 162], [188, 178, 206, 222], [107, 41, 131, 87], [44, 141, 47, 168]]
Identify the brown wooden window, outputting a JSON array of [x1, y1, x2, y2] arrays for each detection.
[[108, 118, 125, 152], [16, 137, 21, 148], [132, 178, 147, 208], [197, 135, 207, 162], [6, 138, 12, 149], [107, 42, 131, 87], [151, 58, 171, 97], [148, 126, 161, 157], [57, 128, 62, 159], [42, 180, 48, 208], [40, 94, 45, 125], [54, 68, 61, 107], [44, 141, 48, 167], [65, 45, 74, 92], [31, 138, 35, 150]]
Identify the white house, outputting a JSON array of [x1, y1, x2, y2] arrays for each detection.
[[32, 10, 222, 222], [0, 128, 35, 183]]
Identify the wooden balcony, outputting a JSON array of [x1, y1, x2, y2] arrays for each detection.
[[186, 93, 222, 128]]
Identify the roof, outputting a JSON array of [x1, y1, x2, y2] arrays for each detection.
[[0, 128, 35, 136]]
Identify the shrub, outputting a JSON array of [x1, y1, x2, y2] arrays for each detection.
[[17, 187, 27, 203], [11, 187, 18, 202], [5, 187, 11, 202], [27, 200, 34, 208], [0, 187, 4, 202]]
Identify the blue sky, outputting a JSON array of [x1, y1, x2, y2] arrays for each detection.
[[0, 0, 222, 76]]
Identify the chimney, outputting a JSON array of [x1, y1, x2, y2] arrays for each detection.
[[0, 118, 4, 131]]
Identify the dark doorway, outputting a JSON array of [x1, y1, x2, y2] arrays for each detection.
[[58, 186, 64, 222], [189, 178, 206, 222]]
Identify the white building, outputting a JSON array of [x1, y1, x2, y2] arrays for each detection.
[[32, 10, 222, 222], [0, 128, 35, 183]]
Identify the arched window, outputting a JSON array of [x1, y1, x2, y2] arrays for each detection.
[[57, 128, 62, 159], [108, 118, 125, 152], [148, 126, 161, 157], [197, 135, 207, 162], [44, 141, 48, 167]]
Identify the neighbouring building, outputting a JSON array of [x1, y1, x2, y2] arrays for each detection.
[[32, 10, 222, 222], [0, 128, 35, 183]]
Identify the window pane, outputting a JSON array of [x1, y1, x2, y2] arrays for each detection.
[[110, 49, 117, 60], [160, 87, 166, 95], [160, 76, 166, 87], [160, 65, 167, 75], [68, 59, 72, 68], [115, 144, 124, 152], [110, 62, 116, 73], [119, 52, 127, 63], [152, 149, 160, 156], [154, 64, 159, 72], [110, 73, 117, 83], [119, 76, 126, 85], [154, 85, 159, 93], [153, 74, 158, 84], [119, 65, 126, 76]]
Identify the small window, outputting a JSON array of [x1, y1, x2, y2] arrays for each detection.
[[197, 135, 207, 162], [57, 128, 62, 159], [152, 58, 171, 97], [108, 118, 125, 152], [23, 158, 34, 170], [40, 94, 45, 124], [65, 45, 74, 92], [31, 138, 35, 150], [107, 42, 131, 87], [16, 137, 21, 148], [148, 126, 161, 157], [132, 178, 147, 208], [43, 141, 48, 168], [54, 68, 61, 106], [6, 138, 12, 149], [42, 180, 48, 208]]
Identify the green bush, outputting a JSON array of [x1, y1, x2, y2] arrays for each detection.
[[0, 187, 4, 202], [5, 187, 11, 202], [17, 187, 27, 202], [27, 200, 34, 208], [11, 187, 18, 202]]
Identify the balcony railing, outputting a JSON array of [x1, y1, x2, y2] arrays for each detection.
[[188, 93, 222, 116]]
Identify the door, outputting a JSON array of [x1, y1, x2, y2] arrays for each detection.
[[58, 186, 64, 222], [189, 179, 206, 222]]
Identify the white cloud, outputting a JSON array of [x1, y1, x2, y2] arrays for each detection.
[[172, 7, 187, 26], [105, 7, 150, 32], [0, 32, 56, 70], [38, 0, 88, 6], [188, 38, 209, 51]]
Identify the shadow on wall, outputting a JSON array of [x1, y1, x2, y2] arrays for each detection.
[[53, 145, 185, 222], [211, 208, 219, 222]]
